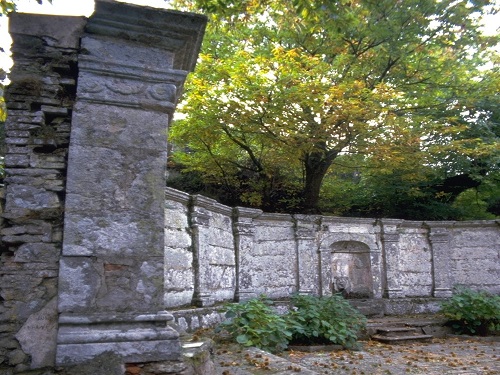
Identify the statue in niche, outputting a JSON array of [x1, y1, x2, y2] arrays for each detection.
[[332, 276, 352, 298]]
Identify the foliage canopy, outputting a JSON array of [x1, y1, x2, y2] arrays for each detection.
[[169, 0, 500, 216], [169, 1, 498, 217]]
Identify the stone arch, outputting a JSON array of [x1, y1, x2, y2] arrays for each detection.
[[330, 241, 373, 299]]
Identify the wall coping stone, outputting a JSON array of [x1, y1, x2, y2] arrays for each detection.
[[322, 216, 378, 225], [89, 0, 206, 72], [9, 13, 87, 49], [398, 220, 426, 228], [233, 206, 263, 218], [449, 220, 500, 228], [165, 188, 191, 204], [191, 194, 233, 215], [257, 212, 294, 221]]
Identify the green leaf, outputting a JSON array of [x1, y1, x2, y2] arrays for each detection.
[[236, 334, 249, 344]]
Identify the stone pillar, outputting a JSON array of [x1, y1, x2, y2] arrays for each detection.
[[190, 195, 213, 307], [370, 223, 384, 298], [233, 207, 262, 301], [380, 219, 404, 298], [164, 188, 194, 308], [57, 0, 205, 366], [427, 222, 453, 298], [294, 214, 322, 295], [190, 195, 235, 307]]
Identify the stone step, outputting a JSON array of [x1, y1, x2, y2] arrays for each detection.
[[375, 326, 417, 337], [371, 334, 434, 345]]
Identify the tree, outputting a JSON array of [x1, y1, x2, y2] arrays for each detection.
[[0, 0, 50, 15], [169, 0, 499, 213]]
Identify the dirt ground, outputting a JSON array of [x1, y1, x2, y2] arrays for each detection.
[[211, 336, 500, 374]]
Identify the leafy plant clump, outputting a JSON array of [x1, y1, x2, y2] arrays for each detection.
[[440, 287, 500, 336], [216, 294, 366, 353], [287, 293, 367, 349], [216, 295, 292, 353]]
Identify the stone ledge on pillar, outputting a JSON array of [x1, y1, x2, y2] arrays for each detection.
[[56, 312, 180, 366], [433, 288, 453, 298], [235, 290, 260, 302], [87, 0, 205, 72], [384, 288, 404, 298], [191, 293, 215, 308]]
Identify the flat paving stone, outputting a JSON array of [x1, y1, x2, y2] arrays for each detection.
[[214, 337, 500, 374], [283, 337, 500, 375]]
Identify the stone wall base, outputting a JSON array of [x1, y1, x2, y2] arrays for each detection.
[[170, 297, 446, 333], [56, 312, 181, 366]]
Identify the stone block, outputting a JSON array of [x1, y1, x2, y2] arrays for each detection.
[[204, 245, 234, 265], [7, 349, 27, 366], [58, 257, 102, 313], [255, 224, 294, 241], [9, 13, 87, 49], [164, 229, 192, 248], [60, 352, 125, 375], [62, 212, 164, 257], [3, 155, 33, 171], [5, 130, 30, 138], [14, 243, 60, 263], [164, 291, 194, 309], [6, 145, 30, 154], [15, 298, 58, 369], [5, 137, 29, 145], [4, 184, 60, 212], [56, 323, 181, 365]]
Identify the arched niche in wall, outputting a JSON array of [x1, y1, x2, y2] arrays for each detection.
[[330, 241, 373, 299]]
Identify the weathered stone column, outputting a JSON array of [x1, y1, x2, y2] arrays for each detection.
[[233, 207, 262, 301], [293, 214, 322, 295], [190, 195, 235, 307], [427, 222, 453, 298], [380, 219, 404, 298], [57, 0, 205, 365], [164, 188, 194, 308]]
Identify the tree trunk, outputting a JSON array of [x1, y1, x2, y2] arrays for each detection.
[[302, 150, 338, 213]]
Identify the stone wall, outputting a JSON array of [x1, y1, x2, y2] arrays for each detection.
[[448, 221, 500, 290], [164, 187, 500, 310], [0, 13, 85, 371]]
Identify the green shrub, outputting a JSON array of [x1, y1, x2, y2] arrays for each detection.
[[286, 294, 367, 349], [216, 294, 366, 352], [440, 287, 500, 336], [216, 295, 292, 353]]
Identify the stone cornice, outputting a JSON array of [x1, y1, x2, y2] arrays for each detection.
[[449, 220, 499, 229], [233, 206, 263, 219], [165, 187, 190, 204], [257, 212, 294, 222], [424, 221, 457, 228], [91, 0, 206, 72], [398, 220, 426, 228], [322, 216, 377, 226], [76, 70, 184, 111], [191, 194, 233, 216]]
